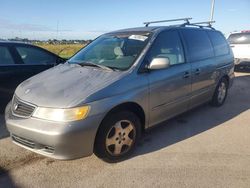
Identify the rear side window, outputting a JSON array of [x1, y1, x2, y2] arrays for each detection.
[[208, 31, 229, 56], [146, 30, 185, 65], [228, 33, 250, 44], [182, 29, 214, 62], [0, 46, 15, 65], [16, 46, 56, 65]]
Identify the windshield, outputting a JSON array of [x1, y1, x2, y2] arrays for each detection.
[[68, 32, 151, 70], [228, 33, 250, 44]]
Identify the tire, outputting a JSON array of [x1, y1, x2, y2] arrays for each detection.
[[94, 111, 141, 163], [211, 77, 229, 107]]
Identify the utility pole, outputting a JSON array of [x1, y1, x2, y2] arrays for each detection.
[[56, 20, 59, 40], [210, 0, 215, 21]]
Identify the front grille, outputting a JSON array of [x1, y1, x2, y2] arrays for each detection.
[[12, 134, 35, 149], [12, 96, 36, 118]]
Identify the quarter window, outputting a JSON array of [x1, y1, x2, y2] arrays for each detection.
[[182, 29, 214, 62], [16, 46, 56, 65], [146, 31, 185, 65], [208, 31, 229, 56], [0, 46, 15, 65]]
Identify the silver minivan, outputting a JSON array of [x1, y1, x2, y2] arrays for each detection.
[[5, 21, 234, 162]]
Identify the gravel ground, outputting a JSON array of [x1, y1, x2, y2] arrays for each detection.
[[0, 72, 250, 188]]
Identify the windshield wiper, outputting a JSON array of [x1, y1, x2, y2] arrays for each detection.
[[73, 61, 114, 71]]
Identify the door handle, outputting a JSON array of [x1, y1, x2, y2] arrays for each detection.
[[183, 71, 190, 78], [194, 68, 201, 75]]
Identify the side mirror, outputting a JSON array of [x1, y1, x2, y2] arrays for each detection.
[[148, 57, 170, 70]]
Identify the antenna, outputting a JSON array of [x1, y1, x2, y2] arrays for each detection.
[[143, 17, 192, 27]]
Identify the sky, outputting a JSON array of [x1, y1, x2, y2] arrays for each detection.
[[0, 0, 249, 40]]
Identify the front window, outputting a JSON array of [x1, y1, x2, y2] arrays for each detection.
[[146, 30, 185, 65], [69, 32, 151, 70], [0, 46, 15, 65]]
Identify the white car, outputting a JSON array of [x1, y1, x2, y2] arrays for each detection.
[[228, 31, 250, 65]]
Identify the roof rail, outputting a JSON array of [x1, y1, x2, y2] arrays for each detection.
[[182, 21, 216, 29], [143, 18, 192, 27]]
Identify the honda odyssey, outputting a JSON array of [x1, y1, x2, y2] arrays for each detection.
[[5, 19, 234, 162]]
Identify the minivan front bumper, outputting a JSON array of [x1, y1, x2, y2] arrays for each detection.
[[5, 102, 103, 160]]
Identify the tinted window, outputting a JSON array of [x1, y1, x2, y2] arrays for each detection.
[[228, 33, 250, 44], [182, 29, 214, 62], [16, 46, 56, 65], [208, 31, 229, 56], [0, 46, 15, 65], [146, 31, 184, 65]]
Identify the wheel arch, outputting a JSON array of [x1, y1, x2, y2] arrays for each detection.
[[101, 102, 146, 131], [93, 102, 146, 150], [222, 74, 230, 85]]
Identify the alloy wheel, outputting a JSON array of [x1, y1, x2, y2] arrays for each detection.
[[105, 120, 136, 156], [217, 82, 227, 103]]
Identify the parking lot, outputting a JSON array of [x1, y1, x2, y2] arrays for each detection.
[[0, 71, 250, 188]]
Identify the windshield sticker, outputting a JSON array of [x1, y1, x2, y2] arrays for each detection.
[[129, 35, 148, 41]]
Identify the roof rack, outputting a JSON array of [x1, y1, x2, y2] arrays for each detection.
[[182, 21, 216, 29], [143, 17, 192, 27], [190, 21, 215, 26]]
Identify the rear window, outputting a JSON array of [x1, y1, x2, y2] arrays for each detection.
[[182, 29, 214, 62], [208, 31, 229, 56], [16, 46, 56, 65], [228, 33, 250, 44]]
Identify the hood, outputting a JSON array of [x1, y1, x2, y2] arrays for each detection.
[[15, 63, 126, 108]]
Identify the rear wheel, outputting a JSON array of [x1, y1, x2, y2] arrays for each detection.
[[94, 111, 141, 162], [211, 78, 228, 107]]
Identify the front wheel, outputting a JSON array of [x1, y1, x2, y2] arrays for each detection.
[[211, 78, 228, 107], [94, 111, 141, 162]]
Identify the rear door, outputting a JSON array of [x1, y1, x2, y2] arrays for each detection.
[[146, 30, 192, 126], [13, 45, 58, 81], [181, 29, 216, 108]]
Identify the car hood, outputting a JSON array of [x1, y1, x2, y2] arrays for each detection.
[[15, 63, 126, 108]]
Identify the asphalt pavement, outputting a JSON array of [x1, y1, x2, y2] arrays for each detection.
[[0, 72, 250, 188]]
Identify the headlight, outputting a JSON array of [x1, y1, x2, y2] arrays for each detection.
[[32, 106, 90, 122]]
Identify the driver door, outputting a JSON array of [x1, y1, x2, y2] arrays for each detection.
[[145, 30, 192, 127]]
